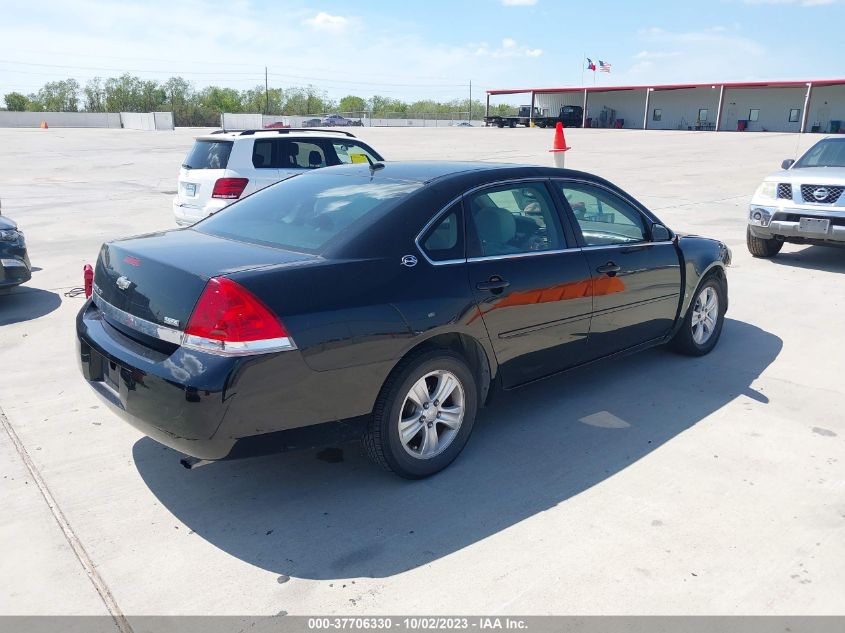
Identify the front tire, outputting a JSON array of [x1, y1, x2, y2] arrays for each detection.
[[364, 350, 478, 479], [746, 226, 782, 258], [670, 275, 726, 356]]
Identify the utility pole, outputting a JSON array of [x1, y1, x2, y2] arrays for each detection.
[[468, 80, 472, 122], [265, 66, 269, 115]]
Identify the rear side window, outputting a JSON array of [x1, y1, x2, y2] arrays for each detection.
[[275, 140, 326, 169], [252, 139, 274, 168], [183, 140, 232, 170], [195, 173, 422, 253], [421, 205, 464, 262]]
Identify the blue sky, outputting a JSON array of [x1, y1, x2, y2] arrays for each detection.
[[1, 0, 844, 103]]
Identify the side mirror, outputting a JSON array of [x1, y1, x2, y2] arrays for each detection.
[[781, 158, 795, 170], [652, 223, 672, 242]]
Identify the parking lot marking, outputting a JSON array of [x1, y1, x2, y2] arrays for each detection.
[[0, 405, 133, 633]]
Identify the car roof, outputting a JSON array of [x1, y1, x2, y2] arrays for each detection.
[[301, 160, 600, 185], [193, 129, 357, 142]]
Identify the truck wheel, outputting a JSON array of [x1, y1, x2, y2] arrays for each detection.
[[509, 120, 516, 128], [538, 121, 546, 128], [497, 122, 504, 128], [669, 275, 726, 357], [364, 350, 478, 479], [746, 227, 782, 258]]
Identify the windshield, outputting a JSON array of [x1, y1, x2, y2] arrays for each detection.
[[183, 140, 232, 170], [794, 139, 845, 168], [194, 171, 422, 253]]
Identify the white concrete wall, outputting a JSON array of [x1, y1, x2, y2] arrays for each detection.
[[647, 87, 721, 130], [220, 113, 263, 130], [153, 111, 174, 130], [0, 111, 121, 128], [585, 89, 647, 129], [719, 87, 806, 132], [807, 85, 845, 134]]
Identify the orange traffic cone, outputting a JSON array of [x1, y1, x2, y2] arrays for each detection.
[[549, 122, 570, 168], [40, 121, 48, 129]]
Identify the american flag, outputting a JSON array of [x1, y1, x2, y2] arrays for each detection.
[[599, 60, 612, 73]]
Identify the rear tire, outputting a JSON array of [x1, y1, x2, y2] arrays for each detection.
[[364, 350, 478, 479], [746, 226, 783, 258], [670, 275, 726, 356]]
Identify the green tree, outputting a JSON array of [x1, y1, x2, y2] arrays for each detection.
[[4, 92, 30, 111], [31, 79, 80, 111], [338, 95, 367, 114], [104, 74, 144, 112], [83, 78, 105, 112]]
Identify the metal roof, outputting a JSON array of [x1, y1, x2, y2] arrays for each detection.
[[487, 79, 845, 96]]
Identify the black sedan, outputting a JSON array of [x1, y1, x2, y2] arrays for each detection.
[[77, 162, 730, 478], [0, 213, 31, 292]]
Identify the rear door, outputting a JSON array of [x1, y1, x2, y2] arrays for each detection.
[[176, 139, 233, 210], [464, 180, 594, 387], [554, 179, 682, 359]]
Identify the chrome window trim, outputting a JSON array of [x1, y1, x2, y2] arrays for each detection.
[[414, 177, 567, 266], [467, 247, 580, 263]]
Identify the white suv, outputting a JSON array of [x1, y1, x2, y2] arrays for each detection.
[[172, 129, 384, 226]]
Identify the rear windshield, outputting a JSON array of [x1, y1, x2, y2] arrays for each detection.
[[794, 139, 845, 168], [183, 140, 232, 170], [194, 171, 422, 253]]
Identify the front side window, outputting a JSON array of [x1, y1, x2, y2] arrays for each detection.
[[789, 108, 800, 123], [332, 141, 381, 165], [421, 205, 463, 262], [749, 108, 760, 122], [466, 183, 564, 257], [557, 182, 648, 246]]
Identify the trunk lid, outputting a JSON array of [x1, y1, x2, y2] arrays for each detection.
[[93, 229, 315, 332]]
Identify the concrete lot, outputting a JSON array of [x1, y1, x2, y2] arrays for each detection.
[[1, 126, 843, 616]]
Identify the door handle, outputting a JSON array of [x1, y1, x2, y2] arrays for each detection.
[[596, 261, 621, 276], [476, 276, 510, 292]]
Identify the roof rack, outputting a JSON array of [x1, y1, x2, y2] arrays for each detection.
[[212, 128, 358, 138]]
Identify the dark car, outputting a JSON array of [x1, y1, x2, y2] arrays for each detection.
[[302, 118, 323, 127], [76, 162, 730, 478], [0, 212, 31, 292]]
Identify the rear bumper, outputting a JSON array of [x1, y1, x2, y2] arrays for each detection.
[[172, 198, 230, 227], [76, 299, 387, 460]]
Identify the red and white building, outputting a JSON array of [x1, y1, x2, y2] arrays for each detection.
[[486, 79, 845, 133]]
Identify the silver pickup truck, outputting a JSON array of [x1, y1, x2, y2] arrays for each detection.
[[747, 136, 845, 257]]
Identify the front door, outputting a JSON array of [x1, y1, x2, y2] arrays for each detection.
[[554, 180, 682, 359], [465, 181, 594, 387]]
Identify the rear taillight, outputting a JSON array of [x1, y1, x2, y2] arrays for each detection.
[[182, 277, 295, 355], [211, 177, 249, 199]]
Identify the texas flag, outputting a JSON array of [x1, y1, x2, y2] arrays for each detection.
[[586, 58, 596, 71]]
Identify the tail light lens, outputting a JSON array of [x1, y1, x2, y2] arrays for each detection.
[[211, 177, 249, 199], [182, 277, 295, 355]]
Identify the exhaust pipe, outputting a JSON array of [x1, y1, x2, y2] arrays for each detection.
[[180, 456, 214, 470]]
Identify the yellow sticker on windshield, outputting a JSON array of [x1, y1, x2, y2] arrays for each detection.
[[350, 153, 369, 164]]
